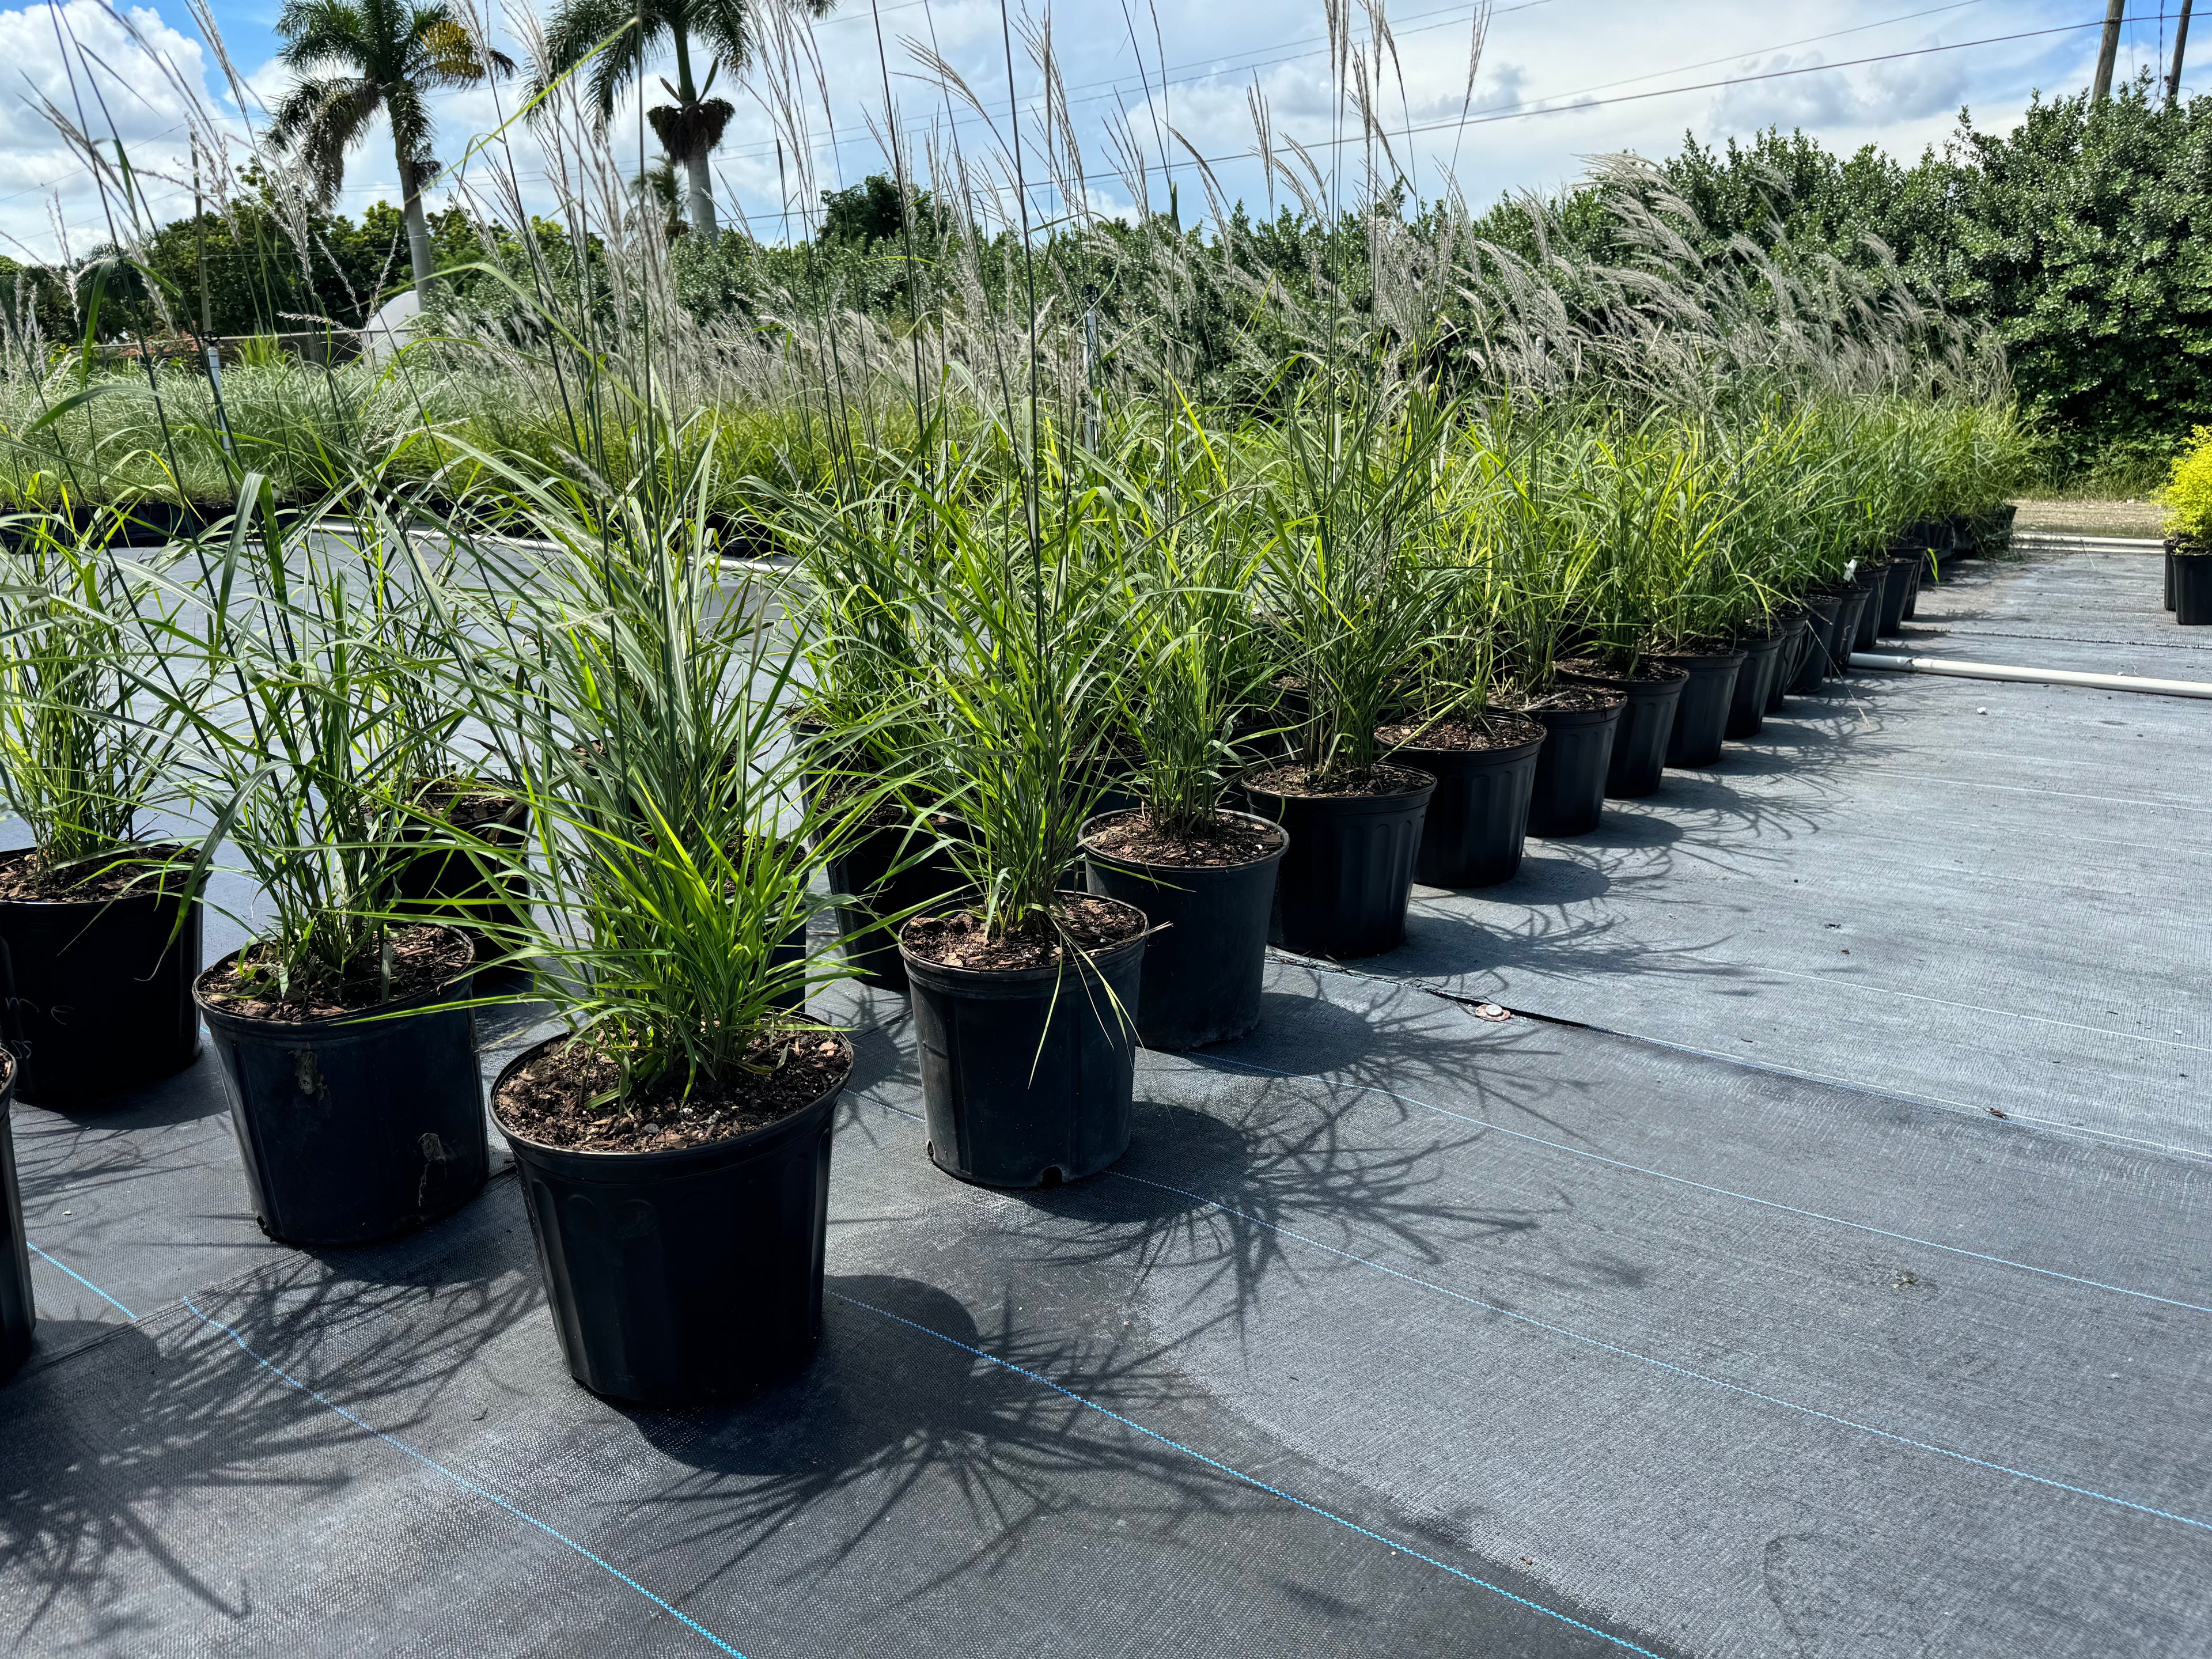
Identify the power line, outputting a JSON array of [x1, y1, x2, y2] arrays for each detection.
[[1070, 14, 2128, 193], [727, 5, 2095, 228], [710, 0, 2005, 188]]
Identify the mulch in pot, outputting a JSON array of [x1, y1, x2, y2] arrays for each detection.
[[1246, 761, 1435, 798], [0, 846, 189, 903], [1556, 656, 1691, 687], [1376, 712, 1545, 752], [903, 895, 1146, 973], [1084, 808, 1283, 867], [1504, 684, 1624, 713], [491, 1028, 853, 1156], [194, 923, 474, 1022]]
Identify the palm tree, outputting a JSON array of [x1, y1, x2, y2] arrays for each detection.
[[267, 0, 515, 297], [536, 0, 832, 243]]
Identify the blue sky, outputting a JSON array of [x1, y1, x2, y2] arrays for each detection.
[[0, 1, 2185, 263]]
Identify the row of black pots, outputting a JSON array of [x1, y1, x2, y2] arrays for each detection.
[[366, 520, 1993, 1397]]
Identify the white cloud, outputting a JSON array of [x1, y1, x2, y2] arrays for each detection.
[[1710, 42, 1971, 135], [0, 1, 224, 259]]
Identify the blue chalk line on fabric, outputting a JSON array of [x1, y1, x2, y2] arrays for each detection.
[[1104, 1166, 2212, 1537], [177, 1297, 747, 1657], [826, 1286, 1668, 1658], [854, 1078, 2211, 1540], [1196, 1052, 2212, 1316], [27, 1241, 138, 1319]]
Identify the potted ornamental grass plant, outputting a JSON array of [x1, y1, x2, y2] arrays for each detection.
[[1381, 469, 1545, 889], [1080, 453, 1286, 1050], [777, 473, 963, 997], [459, 476, 893, 1404], [2158, 426, 2212, 626], [1474, 430, 1624, 840], [0, 513, 204, 1101], [1243, 378, 1453, 956], [861, 453, 1150, 1189], [165, 484, 488, 1245], [1558, 427, 1694, 799]]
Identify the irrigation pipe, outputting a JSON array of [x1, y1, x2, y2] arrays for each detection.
[[1850, 652, 2212, 701]]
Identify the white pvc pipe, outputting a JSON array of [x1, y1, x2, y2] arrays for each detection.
[[1850, 652, 2212, 700]]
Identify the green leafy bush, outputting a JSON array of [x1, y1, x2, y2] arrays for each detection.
[[2157, 426, 2212, 542]]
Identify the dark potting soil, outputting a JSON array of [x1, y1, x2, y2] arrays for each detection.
[[492, 1029, 854, 1154], [1084, 808, 1284, 868], [1245, 762, 1433, 800], [818, 785, 961, 835], [902, 895, 1145, 972], [1659, 637, 1737, 659], [411, 779, 522, 831], [195, 923, 474, 1022], [1556, 657, 1691, 686], [0, 844, 189, 903], [1376, 713, 1544, 753], [1502, 685, 1623, 714]]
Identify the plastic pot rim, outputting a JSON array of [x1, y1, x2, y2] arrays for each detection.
[[1391, 729, 1547, 770], [0, 843, 200, 913], [897, 891, 1150, 988], [1654, 646, 1748, 669], [1241, 766, 1440, 809], [1078, 808, 1288, 877], [489, 1029, 851, 1174], [192, 927, 476, 1035]]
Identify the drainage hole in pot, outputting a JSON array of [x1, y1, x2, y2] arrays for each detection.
[[1040, 1167, 1065, 1188]]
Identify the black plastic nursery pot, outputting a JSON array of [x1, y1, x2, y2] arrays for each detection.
[[2166, 548, 2176, 612], [195, 940, 488, 1245], [1396, 724, 1544, 887], [1761, 615, 1807, 714], [0, 1054, 31, 1383], [1082, 811, 1285, 1050], [0, 855, 202, 1103], [1599, 667, 1688, 798], [394, 791, 532, 947], [493, 1037, 846, 1406], [1827, 585, 1873, 676], [2174, 549, 2212, 626], [1851, 563, 1892, 652], [903, 896, 1147, 1188], [1724, 629, 1789, 739], [1242, 767, 1435, 957], [1914, 518, 1957, 577], [1785, 599, 1842, 697], [1660, 647, 1745, 767], [821, 814, 965, 995], [1524, 698, 1623, 835], [1878, 554, 1918, 637]]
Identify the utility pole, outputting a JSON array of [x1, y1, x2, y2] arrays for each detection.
[[191, 135, 233, 459], [192, 135, 212, 340], [2171, 0, 2196, 106], [2093, 0, 2127, 102]]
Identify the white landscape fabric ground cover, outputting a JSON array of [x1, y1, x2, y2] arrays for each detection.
[[1376, 541, 2211, 1161]]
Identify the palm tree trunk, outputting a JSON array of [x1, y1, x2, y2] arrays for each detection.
[[396, 149, 436, 294], [682, 147, 717, 241], [668, 28, 717, 240]]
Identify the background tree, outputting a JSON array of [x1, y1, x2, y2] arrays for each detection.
[[267, 0, 514, 297], [536, 0, 833, 242]]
